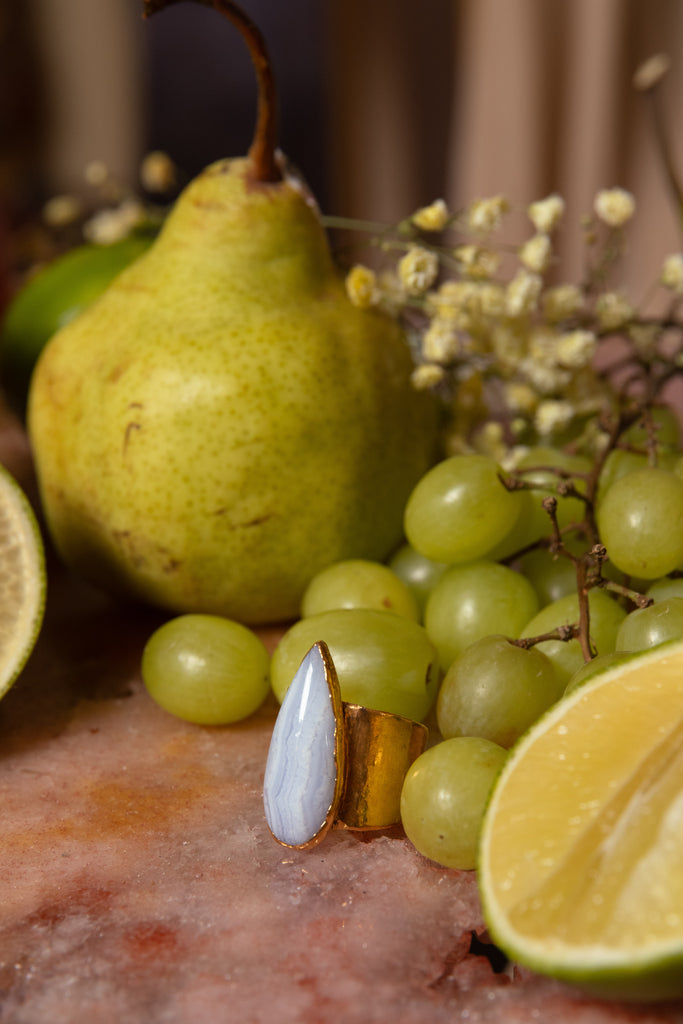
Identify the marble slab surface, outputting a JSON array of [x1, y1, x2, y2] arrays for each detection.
[[1, 404, 682, 1023]]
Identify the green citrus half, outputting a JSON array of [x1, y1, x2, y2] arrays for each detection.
[[479, 637, 683, 1001], [0, 464, 46, 697]]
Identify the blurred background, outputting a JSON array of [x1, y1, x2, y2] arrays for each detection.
[[1, 0, 683, 292]]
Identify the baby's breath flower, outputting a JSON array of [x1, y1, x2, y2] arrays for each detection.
[[422, 318, 461, 363], [500, 442, 530, 471], [476, 282, 506, 318], [594, 188, 636, 228], [660, 253, 683, 293], [84, 159, 109, 187], [518, 233, 553, 273], [467, 195, 509, 234], [542, 284, 584, 323], [454, 244, 500, 279], [412, 198, 449, 232], [474, 420, 506, 461], [534, 399, 574, 436], [491, 324, 526, 366], [42, 194, 83, 228], [398, 246, 439, 296], [504, 381, 538, 414], [83, 197, 145, 244], [633, 53, 670, 92], [556, 329, 597, 369], [140, 150, 177, 193], [520, 328, 571, 393], [528, 194, 565, 234], [427, 279, 478, 323], [505, 269, 543, 317], [595, 291, 634, 331], [411, 363, 445, 389], [345, 264, 378, 308]]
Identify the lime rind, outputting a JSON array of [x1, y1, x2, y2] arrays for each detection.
[[478, 638, 683, 1002], [0, 465, 46, 697]]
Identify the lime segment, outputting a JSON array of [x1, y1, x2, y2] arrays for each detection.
[[478, 639, 683, 1001], [0, 465, 45, 696]]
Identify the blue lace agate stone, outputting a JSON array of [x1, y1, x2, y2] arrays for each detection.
[[263, 643, 340, 848]]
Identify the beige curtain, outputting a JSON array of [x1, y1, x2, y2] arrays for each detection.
[[6, 0, 683, 296], [326, 0, 683, 288], [28, 0, 145, 194]]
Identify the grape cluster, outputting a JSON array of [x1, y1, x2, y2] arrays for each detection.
[[140, 402, 683, 870]]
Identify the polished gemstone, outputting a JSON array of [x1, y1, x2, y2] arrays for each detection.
[[263, 642, 341, 848]]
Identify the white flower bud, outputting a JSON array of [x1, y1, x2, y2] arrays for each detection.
[[595, 292, 634, 331], [467, 195, 509, 234], [528, 194, 565, 234], [661, 254, 683, 293], [556, 329, 597, 369], [594, 188, 635, 228], [398, 246, 439, 296], [534, 399, 574, 436], [542, 284, 584, 323], [345, 265, 378, 308], [411, 363, 446, 389], [412, 199, 450, 232], [518, 233, 553, 273], [506, 270, 543, 317]]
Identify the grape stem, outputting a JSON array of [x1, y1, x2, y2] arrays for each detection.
[[510, 623, 579, 650]]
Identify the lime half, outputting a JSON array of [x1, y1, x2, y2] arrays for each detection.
[[479, 638, 683, 1002], [0, 465, 45, 696]]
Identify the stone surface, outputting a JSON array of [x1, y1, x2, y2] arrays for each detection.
[[264, 642, 339, 848], [1, 402, 682, 1022]]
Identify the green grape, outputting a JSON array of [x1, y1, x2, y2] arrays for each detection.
[[563, 650, 632, 696], [596, 448, 679, 509], [300, 558, 419, 621], [512, 446, 591, 541], [596, 467, 683, 579], [596, 449, 646, 507], [615, 596, 683, 652], [520, 589, 626, 685], [646, 577, 683, 602], [484, 489, 539, 561], [436, 634, 564, 748], [400, 736, 507, 870], [270, 608, 439, 721], [517, 546, 579, 605], [424, 560, 539, 672], [621, 404, 681, 450], [403, 454, 524, 564], [141, 614, 270, 725], [388, 542, 448, 616]]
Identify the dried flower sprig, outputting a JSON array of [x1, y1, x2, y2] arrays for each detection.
[[335, 54, 683, 461]]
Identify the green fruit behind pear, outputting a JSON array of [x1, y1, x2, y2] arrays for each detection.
[[27, 158, 436, 624], [1, 233, 155, 419]]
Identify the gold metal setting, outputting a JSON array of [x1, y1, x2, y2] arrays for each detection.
[[277, 642, 428, 850]]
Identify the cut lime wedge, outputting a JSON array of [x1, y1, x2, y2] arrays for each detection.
[[0, 465, 45, 696], [479, 638, 683, 1001]]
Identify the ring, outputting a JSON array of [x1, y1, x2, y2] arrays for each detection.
[[263, 641, 428, 850]]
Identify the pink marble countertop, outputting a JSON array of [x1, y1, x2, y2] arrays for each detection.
[[2, 406, 683, 1023]]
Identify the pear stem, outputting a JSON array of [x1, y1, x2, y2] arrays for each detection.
[[143, 0, 282, 184]]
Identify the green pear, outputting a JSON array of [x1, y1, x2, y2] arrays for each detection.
[[27, 0, 436, 624]]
